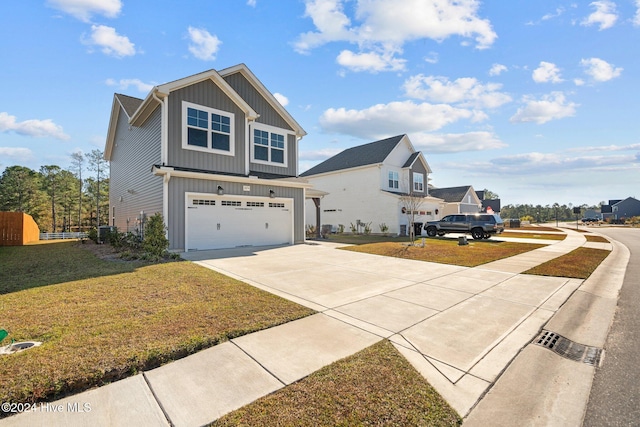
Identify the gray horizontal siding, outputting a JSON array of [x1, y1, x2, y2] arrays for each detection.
[[167, 79, 246, 174], [109, 107, 163, 234], [167, 176, 304, 250], [224, 72, 297, 177]]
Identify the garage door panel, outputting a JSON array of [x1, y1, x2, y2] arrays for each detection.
[[186, 195, 292, 250]]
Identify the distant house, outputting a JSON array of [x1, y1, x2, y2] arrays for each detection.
[[475, 190, 501, 213], [300, 135, 442, 235], [429, 186, 482, 216], [104, 64, 310, 251], [610, 197, 640, 219]]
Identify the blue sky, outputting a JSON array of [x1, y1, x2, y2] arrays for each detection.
[[1, 0, 639, 206]]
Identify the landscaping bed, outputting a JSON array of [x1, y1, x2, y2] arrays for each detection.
[[212, 340, 462, 427], [0, 241, 314, 408]]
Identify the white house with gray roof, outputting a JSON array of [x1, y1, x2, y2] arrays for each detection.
[[301, 135, 443, 235]]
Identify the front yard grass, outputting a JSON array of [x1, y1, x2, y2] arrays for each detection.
[[0, 242, 314, 407], [212, 340, 462, 427], [340, 239, 545, 267], [523, 247, 611, 279]]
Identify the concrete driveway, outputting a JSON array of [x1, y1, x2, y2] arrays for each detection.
[[183, 234, 589, 416]]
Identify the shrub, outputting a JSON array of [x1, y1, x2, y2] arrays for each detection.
[[143, 213, 169, 257], [87, 227, 98, 243], [379, 223, 389, 236], [363, 222, 372, 235]]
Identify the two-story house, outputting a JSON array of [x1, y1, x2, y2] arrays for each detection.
[[300, 135, 443, 235], [104, 64, 310, 251]]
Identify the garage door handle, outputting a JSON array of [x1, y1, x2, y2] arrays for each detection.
[[265, 222, 269, 229], [217, 223, 221, 230]]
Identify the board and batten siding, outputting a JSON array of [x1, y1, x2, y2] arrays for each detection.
[[167, 176, 305, 250], [409, 159, 429, 194], [109, 106, 163, 233], [224, 72, 298, 177], [167, 80, 247, 174]]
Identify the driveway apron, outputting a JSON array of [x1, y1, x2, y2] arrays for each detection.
[[184, 233, 588, 417]]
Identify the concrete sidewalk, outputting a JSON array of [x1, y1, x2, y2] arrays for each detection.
[[1, 228, 624, 426]]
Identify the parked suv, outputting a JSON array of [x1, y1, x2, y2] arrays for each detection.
[[424, 213, 505, 240]]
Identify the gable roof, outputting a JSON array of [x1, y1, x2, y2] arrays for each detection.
[[219, 64, 306, 138], [105, 65, 271, 160], [115, 93, 143, 118], [300, 135, 405, 177], [429, 186, 476, 203]]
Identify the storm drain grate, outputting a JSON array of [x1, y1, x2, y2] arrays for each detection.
[[534, 330, 603, 366]]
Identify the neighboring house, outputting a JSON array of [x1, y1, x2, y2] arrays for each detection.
[[105, 64, 310, 251], [300, 135, 442, 235], [476, 190, 501, 213], [429, 186, 482, 216], [609, 197, 640, 219]]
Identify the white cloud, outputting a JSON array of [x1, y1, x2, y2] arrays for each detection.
[[295, 0, 496, 72], [510, 92, 578, 124], [410, 131, 507, 153], [273, 93, 289, 106], [319, 100, 482, 139], [86, 25, 136, 57], [489, 63, 507, 76], [580, 57, 622, 82], [299, 148, 343, 161], [567, 143, 640, 152], [542, 7, 565, 21], [532, 61, 563, 83], [336, 49, 406, 72], [0, 112, 70, 140], [634, 0, 640, 26], [187, 27, 222, 61], [424, 52, 439, 64], [105, 78, 154, 93], [47, 0, 122, 22], [0, 147, 34, 162], [489, 152, 637, 174], [403, 75, 512, 109], [247, 0, 257, 6], [581, 1, 618, 30]]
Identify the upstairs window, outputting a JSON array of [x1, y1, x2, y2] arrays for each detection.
[[413, 173, 424, 192], [252, 123, 288, 167], [388, 171, 399, 189], [183, 101, 234, 155]]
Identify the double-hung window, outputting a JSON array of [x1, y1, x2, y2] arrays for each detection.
[[413, 173, 424, 192], [183, 101, 234, 155], [252, 123, 288, 166], [388, 171, 399, 189]]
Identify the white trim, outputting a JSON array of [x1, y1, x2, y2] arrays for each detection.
[[161, 96, 168, 164], [184, 192, 294, 251], [152, 165, 312, 189], [163, 173, 170, 239], [250, 122, 291, 168], [181, 101, 235, 156], [413, 172, 424, 192]]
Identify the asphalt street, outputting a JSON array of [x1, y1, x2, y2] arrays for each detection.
[[583, 227, 640, 427]]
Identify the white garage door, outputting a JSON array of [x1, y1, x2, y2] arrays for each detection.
[[186, 194, 293, 250]]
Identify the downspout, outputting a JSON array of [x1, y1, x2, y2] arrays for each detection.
[[152, 91, 170, 241]]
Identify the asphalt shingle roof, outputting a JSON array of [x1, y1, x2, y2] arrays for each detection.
[[300, 135, 405, 177], [429, 186, 473, 203], [116, 93, 144, 117]]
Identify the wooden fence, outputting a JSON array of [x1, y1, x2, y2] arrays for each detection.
[[0, 212, 40, 246]]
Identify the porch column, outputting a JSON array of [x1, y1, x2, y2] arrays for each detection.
[[312, 197, 321, 239]]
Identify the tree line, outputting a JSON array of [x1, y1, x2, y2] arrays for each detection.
[[0, 150, 109, 233]]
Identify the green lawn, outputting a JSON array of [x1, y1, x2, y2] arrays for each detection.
[[212, 340, 462, 427], [0, 242, 314, 406], [340, 239, 545, 267]]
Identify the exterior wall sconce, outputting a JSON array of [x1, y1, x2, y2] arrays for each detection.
[[217, 185, 224, 195], [269, 189, 275, 198]]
